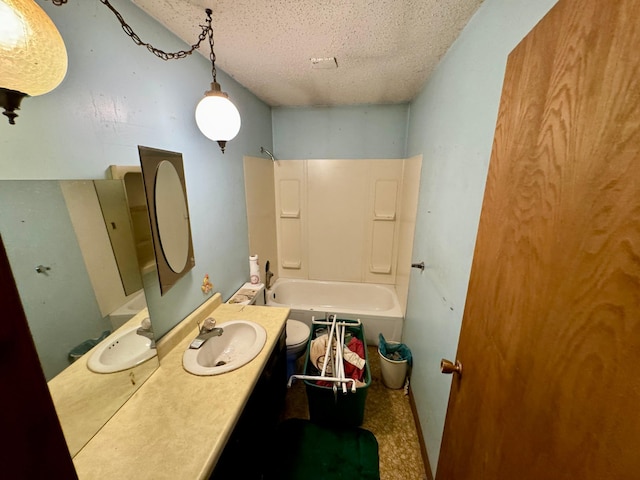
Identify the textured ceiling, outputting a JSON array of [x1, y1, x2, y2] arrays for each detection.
[[131, 0, 484, 107]]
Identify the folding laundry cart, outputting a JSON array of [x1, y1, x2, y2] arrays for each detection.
[[288, 315, 371, 426]]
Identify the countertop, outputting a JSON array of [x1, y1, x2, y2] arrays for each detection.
[[72, 295, 289, 479], [49, 309, 158, 457]]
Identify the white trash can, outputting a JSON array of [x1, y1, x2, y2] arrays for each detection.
[[378, 342, 408, 389]]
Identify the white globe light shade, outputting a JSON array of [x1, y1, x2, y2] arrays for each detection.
[[0, 0, 68, 96], [195, 93, 241, 142]]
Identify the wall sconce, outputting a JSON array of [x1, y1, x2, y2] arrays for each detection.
[[194, 8, 241, 154], [1, 1, 240, 153], [0, 0, 68, 124]]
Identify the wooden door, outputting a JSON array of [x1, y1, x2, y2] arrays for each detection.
[[0, 236, 78, 478], [437, 0, 640, 478]]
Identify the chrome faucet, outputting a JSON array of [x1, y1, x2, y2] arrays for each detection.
[[265, 260, 274, 290], [189, 317, 224, 349], [136, 317, 156, 349]]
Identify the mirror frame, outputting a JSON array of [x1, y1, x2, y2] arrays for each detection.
[[138, 146, 195, 295]]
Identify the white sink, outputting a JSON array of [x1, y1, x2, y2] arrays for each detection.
[[87, 325, 157, 374], [182, 320, 267, 376]]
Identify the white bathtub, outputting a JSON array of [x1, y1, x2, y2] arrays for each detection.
[[108, 290, 148, 330], [266, 278, 403, 345]]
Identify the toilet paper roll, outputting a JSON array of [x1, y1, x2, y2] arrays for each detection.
[[249, 255, 260, 284]]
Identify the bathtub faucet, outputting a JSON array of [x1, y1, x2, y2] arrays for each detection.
[[265, 260, 274, 290]]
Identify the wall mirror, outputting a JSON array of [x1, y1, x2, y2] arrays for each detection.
[[94, 180, 144, 295], [139, 146, 195, 295], [0, 179, 160, 457]]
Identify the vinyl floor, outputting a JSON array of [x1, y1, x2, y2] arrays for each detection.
[[281, 346, 427, 480]]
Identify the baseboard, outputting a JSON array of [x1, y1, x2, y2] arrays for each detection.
[[409, 387, 434, 480]]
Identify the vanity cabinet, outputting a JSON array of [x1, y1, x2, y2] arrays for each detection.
[[210, 326, 287, 479]]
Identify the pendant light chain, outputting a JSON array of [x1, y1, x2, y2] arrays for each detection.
[[205, 9, 217, 83], [46, 0, 239, 150], [49, 0, 212, 61]]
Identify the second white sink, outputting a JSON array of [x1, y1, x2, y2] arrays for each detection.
[[182, 320, 267, 376], [87, 325, 157, 374]]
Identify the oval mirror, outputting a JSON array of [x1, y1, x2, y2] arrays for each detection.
[[154, 160, 190, 273], [139, 146, 195, 297]]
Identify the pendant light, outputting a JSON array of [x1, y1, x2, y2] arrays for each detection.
[[1, 1, 240, 151], [0, 0, 68, 124], [194, 8, 241, 154]]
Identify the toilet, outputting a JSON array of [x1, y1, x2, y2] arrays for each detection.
[[227, 282, 310, 379], [285, 319, 310, 380]]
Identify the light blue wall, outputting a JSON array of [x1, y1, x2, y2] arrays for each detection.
[[1, 0, 566, 467], [272, 104, 408, 159], [0, 182, 110, 380], [1, 1, 272, 339], [404, 0, 558, 473]]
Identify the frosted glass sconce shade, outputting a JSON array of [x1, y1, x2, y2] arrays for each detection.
[[195, 82, 241, 153], [0, 0, 68, 123]]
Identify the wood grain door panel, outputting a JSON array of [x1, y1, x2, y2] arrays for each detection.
[[437, 0, 640, 478]]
